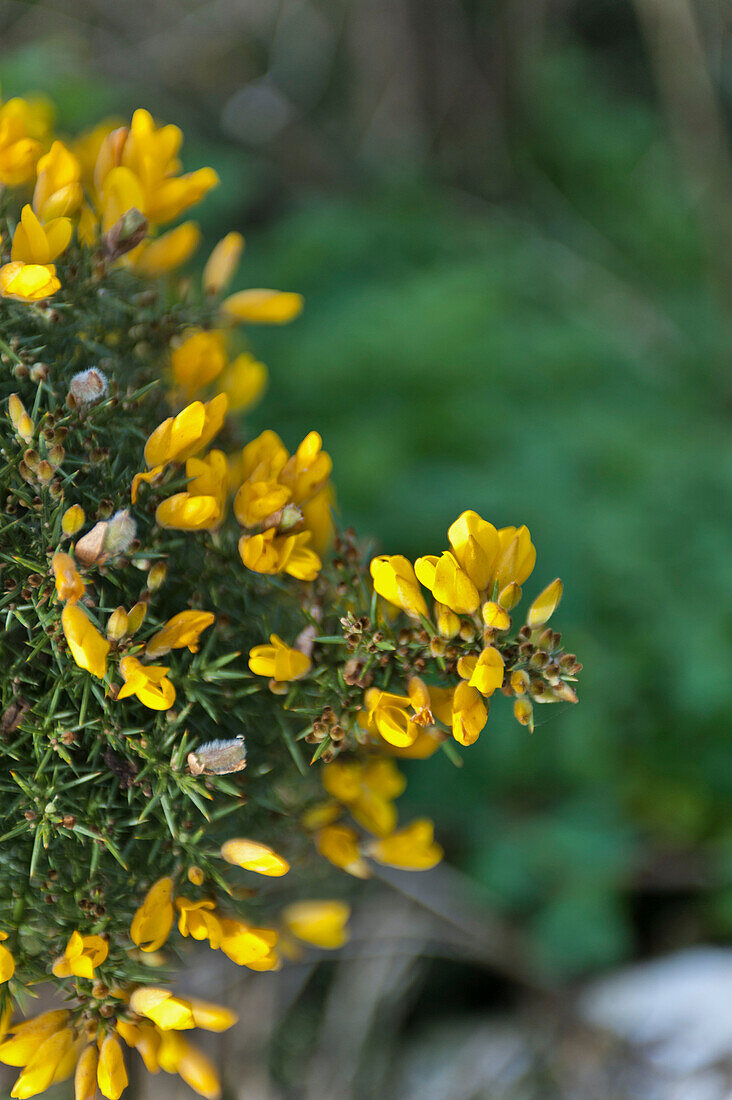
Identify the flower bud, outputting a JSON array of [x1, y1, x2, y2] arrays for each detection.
[[105, 509, 136, 556], [127, 602, 147, 634], [527, 578, 563, 628], [147, 561, 167, 590], [103, 206, 148, 260], [498, 582, 522, 610], [8, 393, 34, 443], [107, 607, 128, 642], [62, 504, 85, 536], [513, 697, 534, 729]]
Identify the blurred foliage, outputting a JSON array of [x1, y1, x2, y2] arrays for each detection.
[[2, 2, 731, 980]]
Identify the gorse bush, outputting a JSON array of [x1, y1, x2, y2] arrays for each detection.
[[0, 95, 582, 1099]]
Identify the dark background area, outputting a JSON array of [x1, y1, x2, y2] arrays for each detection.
[[2, 1, 732, 1094]]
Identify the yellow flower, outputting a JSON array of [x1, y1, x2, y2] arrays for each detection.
[[369, 555, 428, 619], [97, 1035, 127, 1100], [322, 758, 406, 836], [238, 528, 321, 581], [482, 601, 511, 630], [280, 431, 332, 503], [33, 141, 83, 221], [175, 898, 222, 945], [51, 551, 85, 603], [447, 510, 500, 592], [451, 681, 488, 746], [361, 688, 418, 749], [234, 478, 290, 528], [9, 1026, 77, 1099], [143, 394, 228, 469], [155, 492, 222, 531], [457, 645, 504, 696], [0, 96, 47, 186], [0, 931, 15, 983], [51, 931, 109, 979], [283, 900, 351, 949], [186, 448, 229, 510], [117, 655, 175, 710], [301, 484, 335, 554], [494, 525, 536, 589], [368, 819, 443, 871], [61, 604, 110, 679], [527, 577, 563, 628], [170, 330, 227, 396], [217, 919, 279, 969], [94, 109, 219, 227], [316, 824, 370, 878], [74, 1044, 98, 1100], [414, 551, 479, 616], [129, 988, 237, 1033], [203, 231, 244, 296], [0, 261, 60, 302], [220, 352, 267, 412], [435, 602, 461, 638], [61, 504, 85, 536], [7, 394, 34, 443], [11, 205, 72, 265], [145, 610, 215, 659], [220, 838, 290, 876], [130, 877, 175, 952], [115, 1018, 161, 1074], [0, 1011, 70, 1067], [248, 634, 311, 683], [133, 221, 201, 278], [158, 1032, 222, 1099], [220, 288, 303, 324]]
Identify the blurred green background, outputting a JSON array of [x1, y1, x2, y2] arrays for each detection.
[[2, 0, 731, 983]]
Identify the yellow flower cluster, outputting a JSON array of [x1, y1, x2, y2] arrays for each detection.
[[368, 510, 575, 742], [233, 429, 333, 580], [305, 759, 443, 876]]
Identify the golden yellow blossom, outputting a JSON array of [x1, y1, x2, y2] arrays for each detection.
[[220, 837, 290, 876], [134, 221, 201, 278], [155, 492, 221, 531], [117, 655, 175, 710], [283, 900, 351, 949], [51, 931, 108, 979], [61, 504, 85, 536], [143, 394, 228, 469], [527, 577, 563, 628], [220, 288, 303, 324], [316, 824, 370, 878], [220, 352, 267, 411], [33, 141, 82, 221], [248, 634, 311, 683], [171, 329, 227, 395], [203, 231, 244, 296], [130, 877, 175, 952], [217, 919, 279, 969], [175, 898, 222, 945], [8, 394, 34, 443], [96, 1035, 127, 1100], [360, 688, 417, 749], [130, 989, 236, 1033], [457, 645, 504, 697], [145, 610, 215, 659], [370, 555, 428, 619], [0, 261, 60, 302], [414, 551, 479, 616], [451, 681, 488, 746], [9, 1026, 77, 1099], [51, 551, 85, 603], [238, 528, 321, 581], [0, 96, 47, 186], [494, 525, 536, 589], [0, 931, 15, 983], [74, 1043, 98, 1100], [368, 819, 443, 871], [61, 604, 110, 679], [0, 1011, 70, 1067], [11, 205, 72, 265]]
